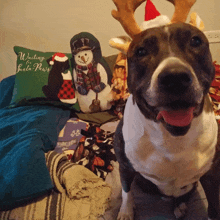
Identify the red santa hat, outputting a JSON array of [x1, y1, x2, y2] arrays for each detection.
[[141, 0, 170, 30], [145, 0, 161, 21], [50, 52, 68, 65]]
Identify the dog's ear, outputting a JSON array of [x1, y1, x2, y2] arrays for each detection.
[[109, 36, 131, 55]]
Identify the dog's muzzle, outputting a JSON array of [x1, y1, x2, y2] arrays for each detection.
[[146, 57, 203, 135], [156, 64, 195, 127], [158, 65, 193, 95]]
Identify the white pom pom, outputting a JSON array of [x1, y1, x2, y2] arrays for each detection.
[[141, 15, 170, 30], [49, 60, 54, 65]]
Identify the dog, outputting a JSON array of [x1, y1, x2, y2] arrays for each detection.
[[113, 22, 220, 219]]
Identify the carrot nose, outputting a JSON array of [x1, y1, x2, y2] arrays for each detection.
[[81, 56, 86, 63]]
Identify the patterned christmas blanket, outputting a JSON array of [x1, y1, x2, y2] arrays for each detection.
[[55, 118, 117, 180]]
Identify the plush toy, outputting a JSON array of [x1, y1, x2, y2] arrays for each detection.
[[70, 32, 113, 113], [110, 52, 130, 118], [209, 61, 220, 122], [43, 52, 77, 104], [111, 52, 129, 101]]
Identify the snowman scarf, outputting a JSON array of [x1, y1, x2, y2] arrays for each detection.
[[76, 61, 101, 93]]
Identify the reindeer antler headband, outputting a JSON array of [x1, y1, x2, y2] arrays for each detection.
[[111, 0, 196, 39], [109, 0, 197, 54]]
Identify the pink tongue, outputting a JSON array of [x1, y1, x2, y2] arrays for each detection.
[[157, 107, 195, 127]]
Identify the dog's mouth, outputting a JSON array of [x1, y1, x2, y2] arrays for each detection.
[[156, 107, 195, 127], [153, 99, 202, 136]]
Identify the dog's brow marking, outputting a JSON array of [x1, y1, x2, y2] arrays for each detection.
[[164, 26, 169, 34], [164, 26, 174, 56]]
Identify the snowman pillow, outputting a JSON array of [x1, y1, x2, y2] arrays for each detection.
[[70, 32, 113, 113]]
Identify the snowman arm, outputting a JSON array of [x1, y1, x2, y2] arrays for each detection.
[[97, 63, 108, 85]]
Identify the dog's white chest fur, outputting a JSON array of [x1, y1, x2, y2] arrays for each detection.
[[123, 95, 217, 197]]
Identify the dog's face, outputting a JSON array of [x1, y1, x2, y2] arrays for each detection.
[[127, 23, 215, 136]]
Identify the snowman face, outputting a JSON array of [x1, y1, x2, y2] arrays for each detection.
[[74, 50, 93, 66]]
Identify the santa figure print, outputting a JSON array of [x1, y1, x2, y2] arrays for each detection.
[[43, 53, 77, 104]]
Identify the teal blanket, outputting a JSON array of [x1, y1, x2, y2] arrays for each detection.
[[0, 76, 70, 210]]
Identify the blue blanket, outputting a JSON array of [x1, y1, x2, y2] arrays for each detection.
[[0, 76, 70, 210]]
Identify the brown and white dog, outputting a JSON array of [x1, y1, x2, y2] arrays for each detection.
[[111, 0, 220, 219]]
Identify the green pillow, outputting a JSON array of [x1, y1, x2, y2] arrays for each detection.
[[10, 46, 80, 111]]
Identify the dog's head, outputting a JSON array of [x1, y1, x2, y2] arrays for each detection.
[[127, 23, 215, 136], [110, 0, 215, 136]]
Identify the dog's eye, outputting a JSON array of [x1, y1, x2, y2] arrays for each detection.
[[190, 36, 202, 47], [136, 48, 147, 57]]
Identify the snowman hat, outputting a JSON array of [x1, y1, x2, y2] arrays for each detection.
[[71, 38, 95, 55], [141, 0, 170, 30], [50, 52, 68, 65]]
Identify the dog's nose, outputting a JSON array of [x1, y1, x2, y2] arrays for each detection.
[[158, 67, 193, 94]]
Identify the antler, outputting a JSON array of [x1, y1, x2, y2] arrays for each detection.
[[109, 36, 131, 54], [168, 0, 196, 23], [111, 0, 146, 39], [111, 0, 196, 40]]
